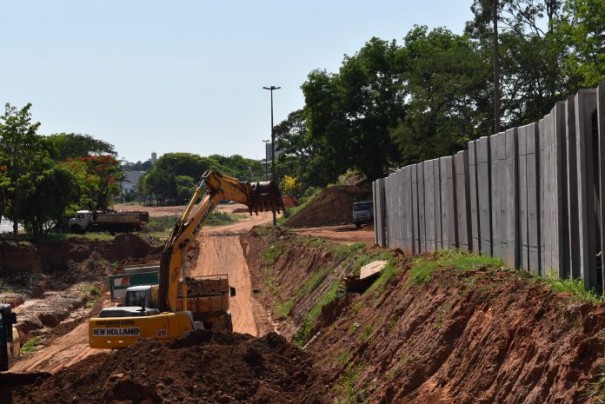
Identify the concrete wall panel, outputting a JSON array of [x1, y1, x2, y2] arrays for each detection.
[[440, 157, 457, 248], [454, 151, 471, 251], [411, 164, 420, 253], [575, 89, 598, 289], [468, 141, 481, 252], [527, 123, 541, 274], [477, 137, 492, 255], [598, 83, 605, 293], [424, 161, 436, 251], [418, 162, 426, 252]]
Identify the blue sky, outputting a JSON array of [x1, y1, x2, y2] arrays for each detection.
[[0, 1, 474, 163]]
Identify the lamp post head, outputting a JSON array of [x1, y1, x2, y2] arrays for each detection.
[[262, 86, 281, 91]]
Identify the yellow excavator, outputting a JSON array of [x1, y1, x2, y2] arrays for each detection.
[[88, 170, 283, 348]]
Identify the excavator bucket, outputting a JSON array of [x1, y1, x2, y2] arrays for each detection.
[[249, 181, 284, 214]]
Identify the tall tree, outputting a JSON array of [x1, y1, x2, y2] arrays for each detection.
[[21, 163, 78, 237], [558, 0, 605, 89], [63, 155, 121, 211], [466, 0, 567, 128], [0, 103, 47, 236], [391, 26, 491, 163], [302, 37, 406, 182], [45, 133, 116, 161]]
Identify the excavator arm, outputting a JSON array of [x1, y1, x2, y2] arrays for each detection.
[[158, 170, 283, 312]]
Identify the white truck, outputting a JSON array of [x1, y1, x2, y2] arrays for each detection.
[[353, 200, 374, 228], [68, 210, 149, 233]]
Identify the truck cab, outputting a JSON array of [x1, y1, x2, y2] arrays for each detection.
[[353, 200, 374, 228], [68, 210, 94, 233]]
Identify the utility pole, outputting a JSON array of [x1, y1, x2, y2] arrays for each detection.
[[263, 85, 280, 226]]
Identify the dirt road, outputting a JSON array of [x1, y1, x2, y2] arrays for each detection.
[[193, 209, 276, 336]]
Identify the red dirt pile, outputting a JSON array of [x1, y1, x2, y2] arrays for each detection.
[[8, 330, 325, 403], [243, 229, 605, 403], [285, 185, 368, 228]]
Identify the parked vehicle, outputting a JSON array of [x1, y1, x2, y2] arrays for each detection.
[[68, 210, 149, 233], [353, 200, 374, 228]]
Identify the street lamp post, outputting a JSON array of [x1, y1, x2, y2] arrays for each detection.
[[263, 85, 280, 226], [262, 139, 270, 180]]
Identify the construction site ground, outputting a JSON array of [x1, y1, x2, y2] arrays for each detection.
[[2, 186, 605, 402]]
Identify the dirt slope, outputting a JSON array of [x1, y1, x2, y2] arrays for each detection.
[[285, 185, 364, 228], [243, 229, 605, 403]]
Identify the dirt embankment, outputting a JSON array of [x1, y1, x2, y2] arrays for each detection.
[[243, 228, 605, 403]]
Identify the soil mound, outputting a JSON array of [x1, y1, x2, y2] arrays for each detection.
[[285, 185, 365, 228], [10, 330, 324, 403]]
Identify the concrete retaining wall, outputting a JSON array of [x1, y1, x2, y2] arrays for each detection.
[[374, 83, 605, 291]]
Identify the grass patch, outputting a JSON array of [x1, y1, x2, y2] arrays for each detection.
[[263, 244, 282, 265], [334, 364, 365, 404], [305, 237, 325, 247], [21, 336, 42, 354], [205, 211, 245, 226], [333, 242, 367, 261], [542, 270, 603, 304], [365, 261, 399, 295], [277, 267, 328, 316], [359, 324, 374, 343], [335, 350, 353, 365], [294, 280, 344, 348], [585, 361, 605, 401], [408, 250, 504, 287], [79, 232, 116, 242]]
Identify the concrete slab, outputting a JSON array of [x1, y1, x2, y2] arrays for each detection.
[[360, 260, 389, 280]]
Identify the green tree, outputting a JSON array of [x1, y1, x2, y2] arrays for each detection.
[[21, 163, 78, 237], [466, 0, 568, 128], [558, 0, 605, 88], [45, 133, 116, 161], [302, 37, 405, 183], [0, 103, 47, 236], [392, 26, 491, 163], [63, 155, 121, 211]]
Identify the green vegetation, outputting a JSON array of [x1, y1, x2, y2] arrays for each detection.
[[408, 250, 504, 287], [359, 324, 374, 343], [138, 152, 266, 205], [21, 336, 42, 354], [586, 362, 605, 402], [278, 267, 329, 316], [294, 280, 344, 348], [263, 245, 281, 265], [334, 350, 353, 365], [334, 364, 365, 404], [542, 270, 603, 305], [205, 211, 245, 226]]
